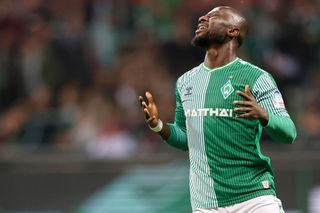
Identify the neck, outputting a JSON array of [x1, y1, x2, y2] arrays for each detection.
[[204, 42, 238, 69]]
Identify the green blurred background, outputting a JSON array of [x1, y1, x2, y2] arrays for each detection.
[[0, 0, 319, 212]]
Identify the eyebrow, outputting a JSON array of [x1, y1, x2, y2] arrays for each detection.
[[206, 11, 220, 17]]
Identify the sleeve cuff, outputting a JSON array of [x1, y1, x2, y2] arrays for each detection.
[[164, 123, 188, 151], [263, 112, 274, 128], [165, 124, 176, 144]]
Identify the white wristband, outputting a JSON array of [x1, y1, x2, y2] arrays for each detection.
[[149, 119, 163, 132]]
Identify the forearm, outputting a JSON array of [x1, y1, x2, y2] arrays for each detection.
[[149, 120, 188, 150], [162, 123, 188, 151], [158, 122, 171, 140], [264, 113, 297, 144], [154, 79, 188, 150]]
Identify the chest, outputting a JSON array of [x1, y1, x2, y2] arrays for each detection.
[[180, 72, 250, 111]]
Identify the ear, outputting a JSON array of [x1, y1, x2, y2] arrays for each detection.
[[227, 27, 240, 38]]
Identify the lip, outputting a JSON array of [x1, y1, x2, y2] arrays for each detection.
[[195, 24, 208, 34], [196, 23, 208, 33]]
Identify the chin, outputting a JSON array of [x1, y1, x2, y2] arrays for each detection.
[[191, 33, 210, 48]]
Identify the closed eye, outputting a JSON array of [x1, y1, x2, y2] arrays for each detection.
[[207, 12, 219, 18]]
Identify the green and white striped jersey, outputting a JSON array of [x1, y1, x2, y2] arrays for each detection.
[[165, 58, 296, 209]]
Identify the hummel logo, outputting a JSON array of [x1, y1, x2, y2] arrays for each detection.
[[181, 99, 191, 103], [185, 87, 193, 96]]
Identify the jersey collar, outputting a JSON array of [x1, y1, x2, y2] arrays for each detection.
[[202, 57, 239, 72]]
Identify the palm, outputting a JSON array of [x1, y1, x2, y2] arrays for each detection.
[[139, 92, 159, 127]]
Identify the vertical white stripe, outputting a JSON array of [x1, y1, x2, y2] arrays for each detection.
[[182, 66, 217, 209]]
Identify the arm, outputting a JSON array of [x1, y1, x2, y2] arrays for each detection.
[[264, 113, 296, 144], [165, 86, 188, 150], [233, 73, 296, 144], [253, 73, 296, 144], [139, 88, 188, 150]]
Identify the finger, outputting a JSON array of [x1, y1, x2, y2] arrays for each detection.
[[141, 101, 148, 109], [144, 108, 151, 119], [236, 90, 252, 100], [139, 96, 145, 106], [245, 85, 254, 99], [234, 107, 252, 113], [147, 115, 156, 123], [139, 96, 148, 111], [245, 85, 251, 95], [146, 91, 154, 105], [236, 112, 253, 118], [233, 100, 252, 106]]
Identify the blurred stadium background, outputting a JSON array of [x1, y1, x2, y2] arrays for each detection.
[[0, 0, 319, 212]]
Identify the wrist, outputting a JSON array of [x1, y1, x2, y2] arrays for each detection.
[[149, 119, 163, 132], [259, 110, 269, 127]]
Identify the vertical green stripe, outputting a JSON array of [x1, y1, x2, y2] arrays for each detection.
[[203, 59, 276, 206]]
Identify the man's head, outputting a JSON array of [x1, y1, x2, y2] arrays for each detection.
[[191, 6, 248, 49]]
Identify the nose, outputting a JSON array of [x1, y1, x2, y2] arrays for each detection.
[[198, 15, 209, 23]]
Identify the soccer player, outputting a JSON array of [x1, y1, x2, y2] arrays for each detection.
[[139, 6, 296, 213]]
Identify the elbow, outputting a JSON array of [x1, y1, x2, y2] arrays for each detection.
[[283, 134, 296, 144], [266, 115, 297, 144], [279, 117, 297, 144], [270, 127, 297, 144], [287, 122, 297, 144], [274, 134, 295, 144], [282, 127, 297, 144], [288, 128, 297, 144]]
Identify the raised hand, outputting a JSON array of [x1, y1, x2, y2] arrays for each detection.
[[233, 85, 269, 126], [139, 91, 159, 128]]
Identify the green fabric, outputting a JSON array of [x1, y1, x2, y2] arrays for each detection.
[[202, 59, 276, 207], [165, 58, 296, 209], [166, 123, 188, 150], [165, 83, 188, 150], [265, 113, 297, 144]]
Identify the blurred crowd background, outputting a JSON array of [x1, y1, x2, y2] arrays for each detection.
[[0, 0, 319, 159], [0, 0, 320, 212]]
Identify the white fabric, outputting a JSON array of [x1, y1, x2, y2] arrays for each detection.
[[193, 195, 285, 213], [149, 119, 163, 132]]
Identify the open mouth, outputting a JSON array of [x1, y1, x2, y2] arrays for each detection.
[[195, 24, 208, 33]]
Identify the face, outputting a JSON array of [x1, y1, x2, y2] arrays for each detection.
[[191, 7, 236, 48]]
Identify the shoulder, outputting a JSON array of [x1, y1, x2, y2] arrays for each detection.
[[237, 58, 277, 85], [237, 58, 269, 76]]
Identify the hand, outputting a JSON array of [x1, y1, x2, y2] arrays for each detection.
[[139, 91, 159, 128], [233, 85, 269, 126]]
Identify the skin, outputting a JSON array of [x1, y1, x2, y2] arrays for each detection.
[[139, 6, 269, 140]]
